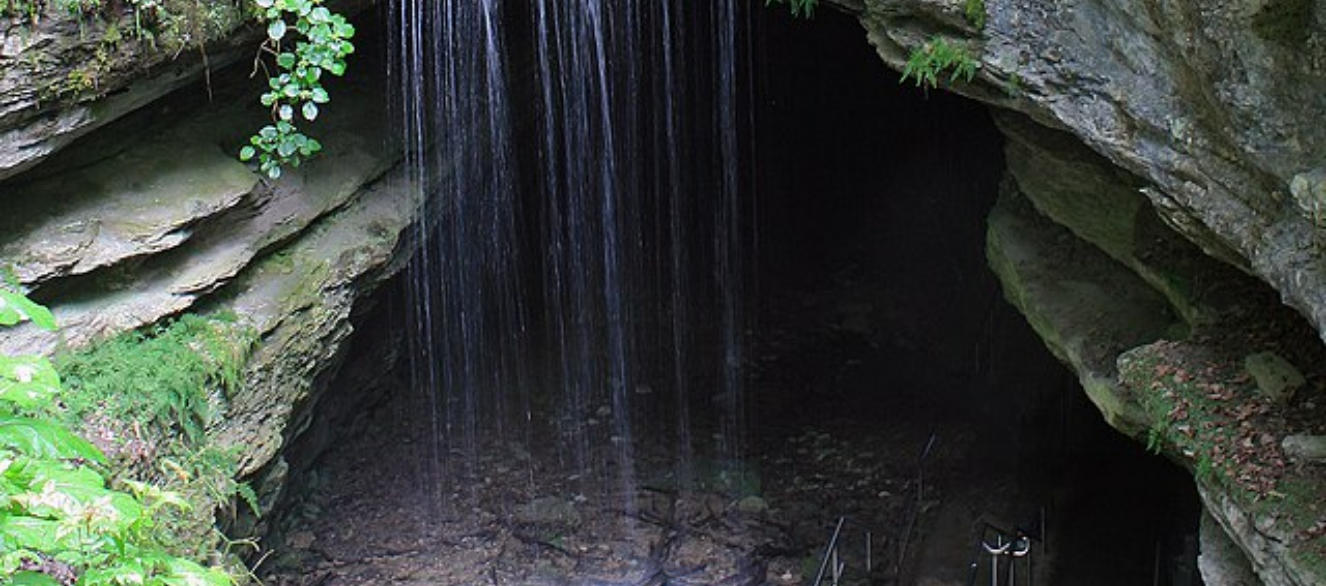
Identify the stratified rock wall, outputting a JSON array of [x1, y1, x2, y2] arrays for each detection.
[[832, 0, 1326, 340], [0, 52, 414, 532]]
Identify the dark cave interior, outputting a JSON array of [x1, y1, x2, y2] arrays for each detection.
[[267, 6, 1205, 585]]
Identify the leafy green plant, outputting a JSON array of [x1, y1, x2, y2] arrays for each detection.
[[0, 0, 42, 24], [964, 0, 985, 29], [57, 314, 250, 445], [0, 285, 234, 586], [765, 0, 816, 18], [3, 0, 352, 178], [1146, 424, 1165, 455], [240, 0, 356, 179], [900, 37, 980, 90]]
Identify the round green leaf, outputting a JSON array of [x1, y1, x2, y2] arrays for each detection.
[[239, 146, 256, 161], [301, 102, 318, 121], [267, 19, 287, 41]]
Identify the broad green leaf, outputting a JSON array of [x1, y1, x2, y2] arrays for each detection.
[[9, 571, 61, 586], [0, 290, 55, 331], [278, 104, 294, 121], [0, 515, 62, 551], [161, 558, 233, 586], [276, 52, 296, 68], [17, 461, 142, 529], [0, 355, 60, 409], [301, 102, 318, 121], [0, 416, 106, 464], [239, 146, 256, 162], [80, 557, 149, 585]]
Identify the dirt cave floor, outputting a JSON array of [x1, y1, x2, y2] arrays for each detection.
[[257, 382, 1011, 586], [258, 250, 1199, 585], [258, 298, 1067, 585]]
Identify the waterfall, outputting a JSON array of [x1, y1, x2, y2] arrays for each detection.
[[390, 0, 753, 514]]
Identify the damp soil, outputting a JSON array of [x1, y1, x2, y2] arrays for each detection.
[[257, 256, 1023, 586], [259, 247, 1200, 586]]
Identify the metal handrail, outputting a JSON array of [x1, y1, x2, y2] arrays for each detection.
[[812, 516, 874, 586], [967, 520, 1036, 586]]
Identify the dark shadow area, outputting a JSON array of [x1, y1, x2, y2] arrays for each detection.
[[746, 6, 1203, 585], [264, 5, 1202, 586]]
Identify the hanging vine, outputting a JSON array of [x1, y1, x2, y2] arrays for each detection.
[[240, 0, 356, 179]]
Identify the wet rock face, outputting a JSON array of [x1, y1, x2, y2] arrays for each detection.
[[0, 48, 413, 499], [0, 5, 253, 182], [831, 0, 1326, 342]]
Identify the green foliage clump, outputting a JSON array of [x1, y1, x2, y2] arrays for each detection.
[[240, 0, 356, 179], [964, 0, 986, 29], [765, 0, 816, 18], [55, 314, 262, 561], [2, 0, 352, 179], [57, 314, 250, 445], [0, 285, 235, 586], [900, 37, 980, 90], [0, 0, 43, 23]]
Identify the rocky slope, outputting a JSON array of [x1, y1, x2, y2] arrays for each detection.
[[823, 1, 1326, 584]]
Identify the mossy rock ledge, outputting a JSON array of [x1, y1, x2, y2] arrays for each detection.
[[0, 31, 413, 567]]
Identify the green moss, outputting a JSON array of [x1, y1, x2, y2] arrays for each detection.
[[964, 0, 985, 29]]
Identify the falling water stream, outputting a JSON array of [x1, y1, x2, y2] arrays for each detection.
[[264, 5, 1210, 584], [391, 0, 753, 519]]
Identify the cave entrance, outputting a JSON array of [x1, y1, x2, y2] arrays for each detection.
[[265, 6, 1201, 586]]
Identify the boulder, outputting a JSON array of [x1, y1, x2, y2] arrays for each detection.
[[1281, 435, 1326, 464], [1243, 352, 1306, 404]]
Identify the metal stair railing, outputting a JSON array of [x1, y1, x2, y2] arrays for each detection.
[[812, 516, 874, 586], [966, 520, 1037, 586]]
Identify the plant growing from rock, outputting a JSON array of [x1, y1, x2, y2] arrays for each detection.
[[765, 0, 816, 18], [900, 37, 979, 90], [964, 0, 985, 29], [241, 0, 356, 179]]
